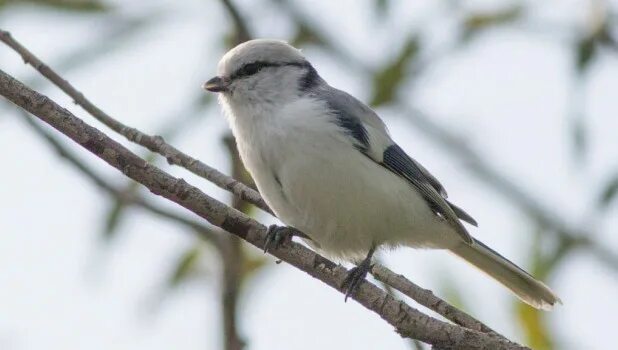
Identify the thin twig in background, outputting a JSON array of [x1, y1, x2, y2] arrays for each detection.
[[0, 29, 514, 341], [219, 229, 245, 350], [220, 134, 252, 350], [19, 113, 222, 248], [400, 105, 618, 272], [0, 69, 528, 350], [219, 0, 251, 44]]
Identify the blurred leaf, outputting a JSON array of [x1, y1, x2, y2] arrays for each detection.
[[528, 227, 578, 282], [516, 303, 553, 350], [373, 0, 389, 18], [575, 36, 597, 73], [598, 175, 618, 209], [439, 272, 467, 311], [516, 229, 555, 350], [241, 254, 268, 281], [462, 6, 523, 42], [236, 249, 269, 292], [574, 8, 611, 73], [291, 22, 326, 48], [101, 181, 139, 239], [370, 36, 420, 107], [169, 246, 203, 288], [102, 199, 125, 239], [3, 0, 110, 12], [571, 115, 587, 162], [196, 93, 214, 108]]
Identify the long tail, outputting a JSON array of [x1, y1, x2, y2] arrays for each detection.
[[450, 239, 562, 310]]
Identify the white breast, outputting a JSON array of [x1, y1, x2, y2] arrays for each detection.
[[222, 97, 459, 261]]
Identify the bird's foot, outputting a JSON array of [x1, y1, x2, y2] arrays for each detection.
[[263, 225, 309, 253], [341, 259, 373, 302]]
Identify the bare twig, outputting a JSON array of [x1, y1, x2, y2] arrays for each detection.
[[0, 29, 272, 216], [0, 68, 527, 350], [0, 29, 508, 340]]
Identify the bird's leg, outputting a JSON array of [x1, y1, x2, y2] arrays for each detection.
[[341, 245, 376, 302], [263, 224, 310, 253]]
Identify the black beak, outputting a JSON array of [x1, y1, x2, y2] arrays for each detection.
[[202, 76, 229, 92]]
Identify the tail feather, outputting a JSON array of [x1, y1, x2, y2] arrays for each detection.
[[450, 239, 562, 310]]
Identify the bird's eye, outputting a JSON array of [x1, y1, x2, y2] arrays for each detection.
[[231, 62, 280, 80], [241, 63, 261, 76]]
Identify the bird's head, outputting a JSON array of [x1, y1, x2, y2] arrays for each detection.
[[203, 39, 321, 110]]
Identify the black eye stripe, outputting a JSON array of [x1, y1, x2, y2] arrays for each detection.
[[230, 61, 309, 80]]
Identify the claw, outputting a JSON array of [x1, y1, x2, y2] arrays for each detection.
[[340, 245, 377, 302], [341, 263, 373, 302], [263, 225, 307, 253]]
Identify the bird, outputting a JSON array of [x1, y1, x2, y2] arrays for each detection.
[[203, 39, 561, 310]]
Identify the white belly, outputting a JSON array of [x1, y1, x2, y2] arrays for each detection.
[[279, 148, 461, 259]]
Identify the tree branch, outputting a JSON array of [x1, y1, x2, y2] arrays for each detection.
[[0, 29, 271, 216], [19, 112, 222, 247], [0, 29, 509, 344], [0, 68, 527, 350], [371, 264, 495, 334]]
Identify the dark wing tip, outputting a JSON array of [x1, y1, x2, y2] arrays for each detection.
[[456, 222, 475, 245], [447, 200, 478, 227]]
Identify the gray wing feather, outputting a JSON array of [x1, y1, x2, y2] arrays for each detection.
[[382, 145, 474, 244], [412, 158, 447, 198], [315, 86, 476, 242], [446, 200, 478, 227], [314, 86, 388, 134]]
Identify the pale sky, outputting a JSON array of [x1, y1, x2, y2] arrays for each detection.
[[1, 0, 617, 349]]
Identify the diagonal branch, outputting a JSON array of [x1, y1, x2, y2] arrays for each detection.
[[0, 29, 271, 216], [0, 68, 527, 350], [0, 29, 503, 340], [20, 112, 221, 247], [371, 264, 495, 333]]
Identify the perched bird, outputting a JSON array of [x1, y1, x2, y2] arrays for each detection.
[[203, 39, 561, 310]]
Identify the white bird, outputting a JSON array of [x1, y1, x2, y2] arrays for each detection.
[[204, 39, 561, 310]]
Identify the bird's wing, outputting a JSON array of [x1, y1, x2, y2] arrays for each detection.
[[381, 144, 475, 244], [316, 87, 476, 243]]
